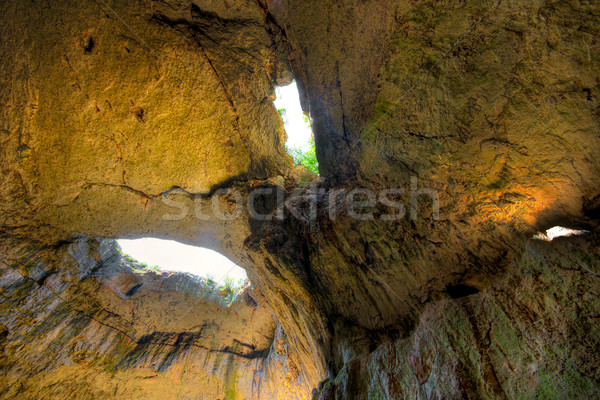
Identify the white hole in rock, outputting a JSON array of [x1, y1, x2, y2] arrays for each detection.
[[117, 238, 247, 282], [275, 81, 318, 174], [275, 81, 312, 149], [533, 226, 589, 241]]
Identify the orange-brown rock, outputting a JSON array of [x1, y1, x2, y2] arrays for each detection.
[[0, 0, 599, 398]]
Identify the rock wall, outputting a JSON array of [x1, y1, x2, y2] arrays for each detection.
[[312, 232, 600, 399], [0, 236, 311, 399], [247, 0, 600, 392], [0, 0, 599, 398], [0, 0, 292, 245]]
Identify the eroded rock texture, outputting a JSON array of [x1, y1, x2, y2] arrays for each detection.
[[249, 0, 600, 394], [0, 237, 310, 399], [312, 233, 600, 399], [0, 0, 599, 398], [0, 0, 293, 244]]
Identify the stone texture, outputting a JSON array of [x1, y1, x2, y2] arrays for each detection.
[[311, 231, 600, 399], [0, 236, 311, 399], [357, 0, 600, 230], [0, 0, 292, 245], [0, 0, 599, 398], [246, 0, 600, 389]]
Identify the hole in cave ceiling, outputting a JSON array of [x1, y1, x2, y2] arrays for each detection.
[[274, 80, 319, 175], [116, 238, 247, 283], [532, 226, 590, 241]]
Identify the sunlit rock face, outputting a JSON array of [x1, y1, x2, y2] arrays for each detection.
[[271, 0, 600, 224], [0, 0, 293, 244], [250, 0, 600, 391], [0, 237, 311, 399], [0, 0, 599, 399]]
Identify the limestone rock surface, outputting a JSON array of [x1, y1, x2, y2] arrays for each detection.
[[0, 0, 599, 399]]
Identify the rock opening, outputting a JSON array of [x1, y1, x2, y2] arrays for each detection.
[[446, 284, 481, 299], [117, 238, 247, 282], [533, 226, 590, 242], [274, 81, 319, 174]]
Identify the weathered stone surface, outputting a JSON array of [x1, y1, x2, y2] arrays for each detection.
[[269, 0, 399, 180], [357, 0, 600, 231], [0, 0, 292, 245], [247, 0, 600, 389], [312, 231, 600, 399], [0, 237, 311, 399], [0, 0, 599, 398]]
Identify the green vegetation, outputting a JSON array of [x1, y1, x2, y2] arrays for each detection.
[[199, 275, 247, 306], [101, 356, 119, 374], [115, 241, 247, 306], [133, 262, 161, 272], [277, 107, 288, 124], [119, 251, 161, 273], [278, 105, 319, 175], [286, 138, 319, 174], [224, 361, 238, 400]]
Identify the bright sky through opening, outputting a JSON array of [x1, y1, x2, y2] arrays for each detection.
[[533, 226, 589, 241], [117, 238, 247, 282], [274, 81, 313, 151]]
